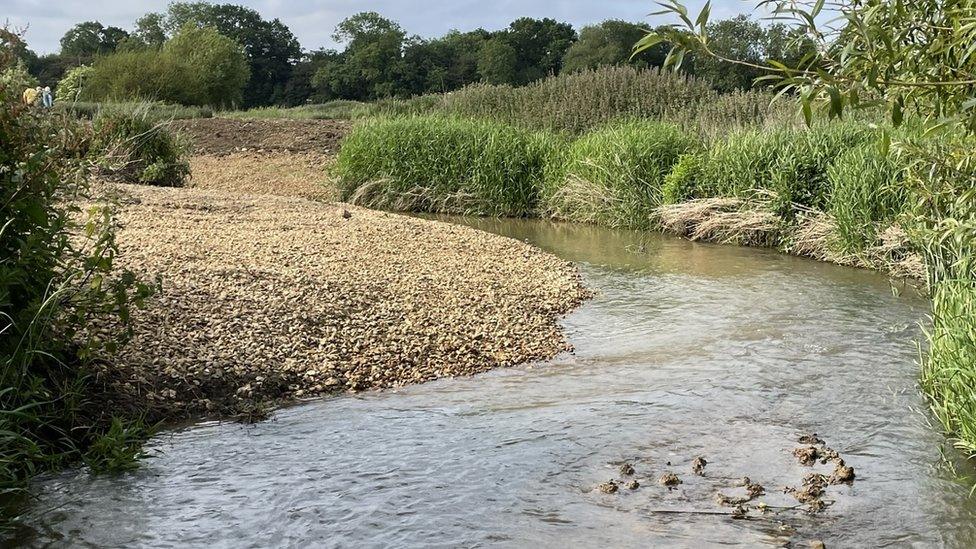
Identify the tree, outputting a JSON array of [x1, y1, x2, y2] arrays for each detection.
[[163, 25, 250, 107], [477, 37, 518, 85], [145, 2, 301, 107], [60, 21, 129, 59], [313, 12, 407, 100], [84, 25, 249, 107], [504, 17, 577, 84], [562, 20, 665, 73], [688, 16, 766, 92], [133, 13, 167, 48]]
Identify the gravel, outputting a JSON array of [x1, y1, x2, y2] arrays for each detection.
[[101, 184, 591, 418]]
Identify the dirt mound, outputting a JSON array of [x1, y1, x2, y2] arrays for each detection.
[[98, 184, 591, 418], [173, 118, 351, 156]]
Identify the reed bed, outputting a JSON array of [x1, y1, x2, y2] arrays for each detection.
[[336, 116, 561, 216]]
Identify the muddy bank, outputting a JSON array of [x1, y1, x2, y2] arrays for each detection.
[[99, 184, 590, 418], [173, 118, 350, 156]]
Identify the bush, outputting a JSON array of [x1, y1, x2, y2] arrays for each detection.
[[826, 143, 909, 254], [336, 116, 558, 216], [541, 120, 698, 227], [83, 26, 249, 107], [56, 64, 92, 102], [1, 29, 155, 496], [662, 152, 705, 204], [90, 107, 190, 186]]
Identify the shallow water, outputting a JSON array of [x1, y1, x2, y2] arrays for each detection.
[[14, 218, 976, 548]]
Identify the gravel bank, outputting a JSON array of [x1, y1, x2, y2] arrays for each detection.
[[103, 184, 590, 418], [189, 152, 337, 201]]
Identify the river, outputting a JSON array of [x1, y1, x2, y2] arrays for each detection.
[[14, 218, 976, 547]]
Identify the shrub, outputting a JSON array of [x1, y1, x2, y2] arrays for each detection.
[[336, 116, 558, 216], [1, 29, 155, 495], [826, 143, 910, 254], [541, 120, 698, 228], [89, 107, 190, 186], [55, 64, 93, 102], [83, 26, 249, 107], [662, 152, 705, 204]]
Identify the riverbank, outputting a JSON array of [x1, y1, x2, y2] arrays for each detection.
[[96, 183, 590, 420]]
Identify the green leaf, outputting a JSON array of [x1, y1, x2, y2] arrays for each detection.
[[801, 95, 813, 127], [892, 98, 903, 126]]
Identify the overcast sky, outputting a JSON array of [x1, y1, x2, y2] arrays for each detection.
[[4, 0, 758, 55]]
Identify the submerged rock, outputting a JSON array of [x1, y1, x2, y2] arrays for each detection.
[[619, 463, 635, 476], [598, 480, 619, 494], [659, 473, 682, 487], [626, 480, 640, 490], [692, 456, 707, 476], [829, 463, 855, 484]]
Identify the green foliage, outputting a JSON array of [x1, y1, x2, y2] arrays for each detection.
[[0, 60, 38, 92], [152, 2, 301, 107], [826, 143, 909, 254], [55, 64, 92, 102], [1, 29, 155, 495], [83, 26, 249, 107], [684, 122, 871, 215], [89, 107, 191, 186], [562, 20, 667, 73], [162, 25, 250, 107], [336, 116, 557, 216], [60, 21, 129, 59], [662, 152, 704, 204], [541, 120, 698, 227], [59, 100, 213, 120]]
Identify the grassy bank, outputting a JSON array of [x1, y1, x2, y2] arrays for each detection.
[[221, 100, 364, 120], [336, 109, 976, 459]]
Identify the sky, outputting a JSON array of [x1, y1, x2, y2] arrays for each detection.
[[3, 0, 760, 56]]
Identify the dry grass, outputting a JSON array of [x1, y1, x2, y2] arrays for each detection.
[[189, 153, 337, 201], [655, 197, 783, 247]]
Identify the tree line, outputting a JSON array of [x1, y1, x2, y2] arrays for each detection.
[[11, 2, 815, 108]]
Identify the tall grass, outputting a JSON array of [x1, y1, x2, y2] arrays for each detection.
[[355, 66, 792, 136], [222, 100, 364, 120], [541, 120, 698, 228], [336, 116, 560, 216], [58, 100, 213, 120], [826, 143, 910, 255]]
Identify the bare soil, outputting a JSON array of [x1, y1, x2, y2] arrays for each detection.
[[173, 118, 351, 156]]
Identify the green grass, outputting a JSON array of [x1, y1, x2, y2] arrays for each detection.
[[336, 116, 560, 216], [58, 100, 213, 120], [826, 142, 910, 255], [541, 120, 699, 228], [222, 100, 364, 120], [353, 66, 792, 136]]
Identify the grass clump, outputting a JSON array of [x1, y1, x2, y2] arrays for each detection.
[[542, 120, 698, 228], [336, 116, 558, 216], [89, 107, 191, 186], [826, 143, 910, 255], [222, 100, 364, 120]]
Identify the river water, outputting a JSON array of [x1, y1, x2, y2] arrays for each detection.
[[14, 218, 976, 547]]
